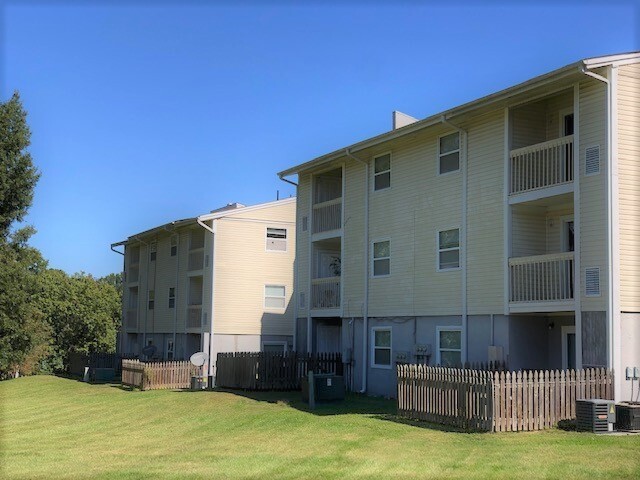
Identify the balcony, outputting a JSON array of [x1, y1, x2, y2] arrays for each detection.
[[127, 265, 139, 284], [509, 252, 574, 313], [187, 305, 202, 329], [311, 277, 341, 310], [510, 135, 574, 198], [188, 249, 204, 271], [125, 309, 137, 330], [312, 197, 342, 235]]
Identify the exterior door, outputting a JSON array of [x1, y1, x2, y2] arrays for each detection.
[[562, 326, 576, 370], [316, 324, 341, 353]]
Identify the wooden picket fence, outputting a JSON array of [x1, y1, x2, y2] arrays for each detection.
[[121, 359, 199, 391], [216, 352, 348, 391], [397, 365, 613, 432]]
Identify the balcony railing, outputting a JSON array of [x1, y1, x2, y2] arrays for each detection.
[[126, 309, 137, 330], [312, 198, 342, 234], [188, 249, 204, 271], [509, 252, 574, 303], [311, 277, 341, 309], [510, 135, 574, 195], [187, 305, 202, 329]]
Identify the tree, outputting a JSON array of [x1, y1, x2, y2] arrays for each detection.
[[38, 270, 121, 371], [99, 272, 123, 299], [0, 92, 40, 237], [0, 93, 47, 378]]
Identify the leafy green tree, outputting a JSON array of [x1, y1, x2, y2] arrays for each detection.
[[39, 270, 121, 371], [99, 272, 123, 299], [0, 92, 47, 378]]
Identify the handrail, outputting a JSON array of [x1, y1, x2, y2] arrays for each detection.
[[311, 276, 341, 284], [509, 251, 574, 266], [313, 197, 342, 208], [510, 135, 574, 157]]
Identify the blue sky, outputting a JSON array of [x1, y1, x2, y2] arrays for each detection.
[[3, 1, 638, 277]]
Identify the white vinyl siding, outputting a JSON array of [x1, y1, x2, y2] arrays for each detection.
[[371, 327, 392, 368]]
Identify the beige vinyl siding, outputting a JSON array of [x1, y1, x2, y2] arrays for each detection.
[[229, 200, 296, 222], [545, 204, 574, 253], [512, 206, 546, 257], [343, 161, 365, 317], [365, 126, 462, 317], [618, 63, 640, 311], [296, 174, 311, 314], [213, 209, 295, 336], [545, 91, 574, 140], [511, 102, 546, 149], [465, 111, 504, 314], [579, 76, 608, 310], [151, 235, 176, 333]]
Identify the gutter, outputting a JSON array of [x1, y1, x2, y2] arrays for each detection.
[[344, 148, 369, 394], [581, 64, 620, 400]]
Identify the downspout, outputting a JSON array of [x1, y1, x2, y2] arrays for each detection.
[[580, 66, 618, 399], [196, 217, 216, 376], [441, 116, 469, 364], [345, 148, 369, 394], [278, 174, 299, 351]]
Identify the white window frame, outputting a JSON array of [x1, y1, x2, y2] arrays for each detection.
[[264, 284, 286, 310], [265, 227, 288, 252], [149, 241, 157, 262], [373, 152, 392, 192], [261, 341, 287, 353], [170, 235, 178, 257], [436, 326, 462, 366], [371, 327, 392, 369], [168, 287, 176, 309], [438, 132, 460, 176], [437, 227, 460, 271], [371, 238, 391, 277]]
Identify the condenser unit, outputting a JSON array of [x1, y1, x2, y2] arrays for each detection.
[[615, 403, 640, 431], [576, 399, 616, 433]]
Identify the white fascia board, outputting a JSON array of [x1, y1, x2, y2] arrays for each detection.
[[583, 52, 640, 69], [197, 197, 296, 222]]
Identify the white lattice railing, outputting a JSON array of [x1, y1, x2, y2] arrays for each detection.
[[509, 252, 574, 303], [510, 135, 574, 195], [187, 306, 202, 329], [126, 310, 137, 329], [312, 198, 342, 234], [188, 249, 204, 271], [311, 277, 341, 309]]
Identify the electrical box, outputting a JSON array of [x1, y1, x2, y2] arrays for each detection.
[[414, 344, 431, 356], [301, 374, 345, 402]]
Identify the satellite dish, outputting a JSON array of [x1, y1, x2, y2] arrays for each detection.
[[190, 351, 209, 367], [142, 345, 157, 357]]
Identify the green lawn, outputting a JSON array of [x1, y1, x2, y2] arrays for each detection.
[[1, 376, 639, 479]]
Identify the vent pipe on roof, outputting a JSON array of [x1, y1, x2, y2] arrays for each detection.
[[392, 111, 419, 130]]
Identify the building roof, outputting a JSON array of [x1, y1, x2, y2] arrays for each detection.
[[111, 197, 296, 247], [278, 51, 640, 178]]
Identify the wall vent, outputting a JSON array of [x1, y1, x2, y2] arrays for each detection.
[[302, 216, 308, 232], [585, 267, 601, 297], [585, 145, 600, 175]]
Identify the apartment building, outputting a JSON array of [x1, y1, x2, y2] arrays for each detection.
[[279, 52, 640, 400], [111, 198, 296, 375]]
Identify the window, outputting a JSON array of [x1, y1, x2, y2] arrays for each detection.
[[437, 327, 461, 367], [264, 285, 286, 309], [438, 229, 460, 270], [266, 227, 287, 251], [262, 342, 287, 353], [439, 132, 460, 174], [148, 290, 155, 310], [150, 242, 157, 262], [374, 153, 391, 191], [168, 287, 175, 309], [372, 327, 392, 368], [372, 240, 390, 276], [170, 236, 177, 256]]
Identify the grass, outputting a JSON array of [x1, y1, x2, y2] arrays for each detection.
[[1, 376, 639, 479]]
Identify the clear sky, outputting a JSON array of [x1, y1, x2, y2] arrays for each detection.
[[2, 1, 638, 277]]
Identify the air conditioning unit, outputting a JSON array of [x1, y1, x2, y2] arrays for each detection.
[[615, 403, 640, 431], [576, 399, 616, 433]]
